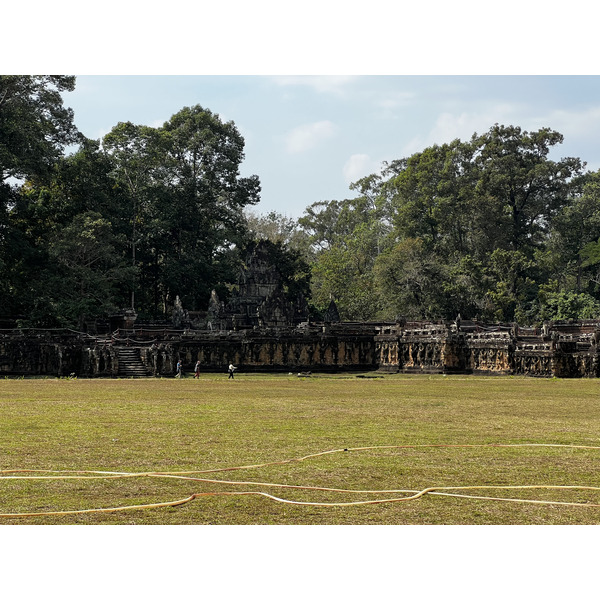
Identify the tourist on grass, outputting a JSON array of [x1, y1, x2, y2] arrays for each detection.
[[228, 363, 237, 379], [194, 361, 201, 378]]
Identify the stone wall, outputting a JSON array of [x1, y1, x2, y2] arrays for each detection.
[[142, 325, 376, 376], [80, 344, 119, 377], [4, 319, 600, 378], [373, 319, 600, 378], [0, 331, 83, 376]]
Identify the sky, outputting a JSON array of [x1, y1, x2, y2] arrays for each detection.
[[63, 75, 600, 218], [6, 0, 600, 221]]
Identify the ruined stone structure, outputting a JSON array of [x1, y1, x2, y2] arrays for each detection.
[[3, 318, 600, 378], [4, 243, 600, 378], [375, 318, 600, 378], [204, 241, 310, 331], [0, 329, 85, 377]]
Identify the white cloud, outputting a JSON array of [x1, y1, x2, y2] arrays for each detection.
[[272, 76, 359, 95], [398, 103, 600, 163], [400, 105, 521, 156], [285, 120, 336, 154], [529, 106, 600, 138], [343, 154, 379, 184], [374, 91, 416, 110]]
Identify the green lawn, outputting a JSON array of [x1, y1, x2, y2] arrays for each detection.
[[1, 373, 600, 524]]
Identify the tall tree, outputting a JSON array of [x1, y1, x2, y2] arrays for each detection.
[[388, 137, 502, 262], [244, 209, 311, 255], [0, 75, 79, 185], [310, 221, 386, 321], [546, 170, 600, 293], [0, 76, 79, 319], [102, 106, 261, 317], [473, 124, 583, 256], [299, 124, 586, 323], [373, 237, 450, 320], [155, 105, 261, 311], [103, 122, 162, 311], [298, 193, 392, 320], [46, 212, 134, 328], [5, 139, 131, 326]]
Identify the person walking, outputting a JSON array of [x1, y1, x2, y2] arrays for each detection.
[[194, 360, 201, 379], [176, 360, 182, 378], [228, 363, 237, 379]]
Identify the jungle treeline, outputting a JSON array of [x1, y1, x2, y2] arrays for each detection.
[[2, 75, 600, 328]]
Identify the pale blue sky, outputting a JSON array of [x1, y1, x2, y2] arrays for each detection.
[[7, 2, 600, 221], [64, 75, 600, 218]]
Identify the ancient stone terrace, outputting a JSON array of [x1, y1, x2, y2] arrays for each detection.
[[3, 318, 600, 378], [3, 244, 600, 378]]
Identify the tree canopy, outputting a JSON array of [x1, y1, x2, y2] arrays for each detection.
[[0, 77, 261, 327], [2, 77, 600, 328], [0, 75, 79, 186], [295, 124, 596, 324]]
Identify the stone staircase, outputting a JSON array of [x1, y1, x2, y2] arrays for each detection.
[[117, 347, 149, 378]]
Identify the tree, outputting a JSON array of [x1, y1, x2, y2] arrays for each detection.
[[484, 249, 537, 322], [299, 193, 392, 320], [387, 139, 493, 260], [103, 122, 162, 311], [244, 209, 311, 255], [310, 247, 377, 321], [154, 105, 261, 311], [299, 199, 363, 252], [0, 76, 79, 318], [537, 284, 600, 322], [310, 226, 385, 321], [2, 91, 264, 326], [102, 106, 262, 317], [373, 238, 449, 320], [46, 212, 134, 328], [473, 124, 583, 256], [3, 139, 132, 323], [353, 125, 585, 323], [0, 75, 79, 186], [15, 138, 127, 236], [545, 170, 600, 294]]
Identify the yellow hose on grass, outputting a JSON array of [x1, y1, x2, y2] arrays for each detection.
[[2, 443, 600, 517]]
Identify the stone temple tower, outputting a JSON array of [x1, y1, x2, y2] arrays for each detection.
[[213, 241, 309, 330]]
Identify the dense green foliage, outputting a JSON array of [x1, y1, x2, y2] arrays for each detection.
[[296, 125, 600, 324], [2, 75, 600, 327], [0, 77, 262, 326]]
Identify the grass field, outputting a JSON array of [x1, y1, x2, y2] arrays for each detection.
[[2, 372, 600, 525]]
